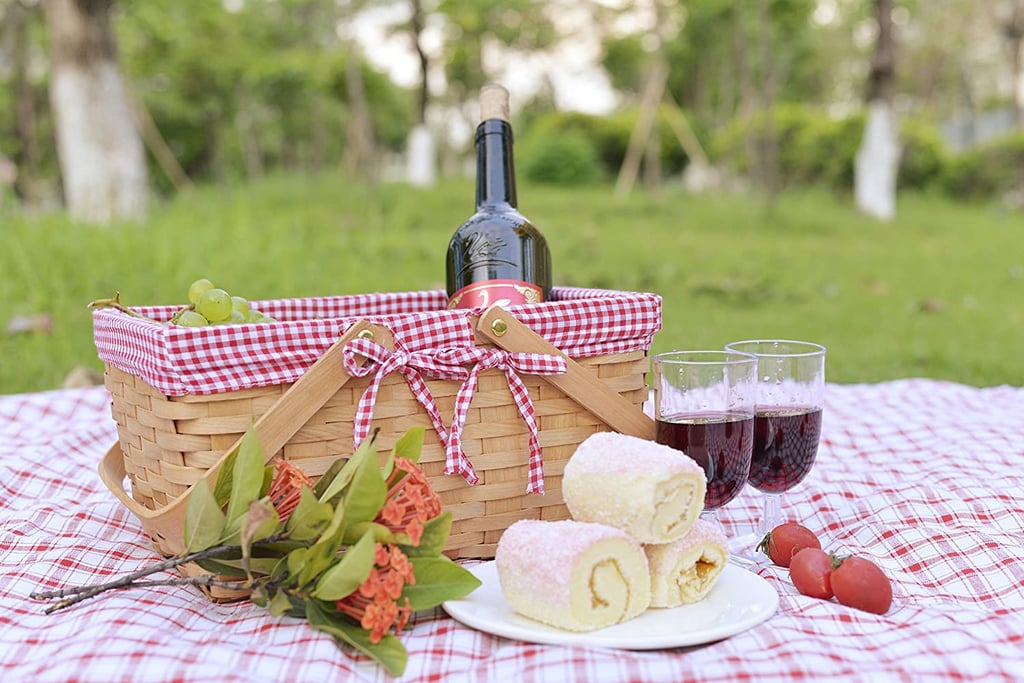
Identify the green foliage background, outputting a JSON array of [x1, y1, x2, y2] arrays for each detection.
[[3, 174, 1022, 394]]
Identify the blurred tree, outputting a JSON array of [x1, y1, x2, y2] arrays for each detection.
[[46, 0, 148, 223], [436, 0, 557, 122], [855, 0, 900, 220], [7, 0, 42, 203], [992, 0, 1024, 125]]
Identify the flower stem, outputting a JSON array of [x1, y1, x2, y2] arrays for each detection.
[[30, 543, 255, 613]]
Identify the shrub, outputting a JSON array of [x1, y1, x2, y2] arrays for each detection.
[[710, 103, 949, 193], [522, 108, 699, 181], [942, 131, 1024, 200], [519, 128, 602, 185]]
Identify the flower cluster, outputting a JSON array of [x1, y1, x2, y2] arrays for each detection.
[[267, 460, 314, 521], [378, 456, 443, 546], [336, 543, 415, 643], [35, 426, 481, 678]]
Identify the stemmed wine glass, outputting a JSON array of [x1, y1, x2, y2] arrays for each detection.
[[652, 351, 758, 536], [724, 340, 826, 560]]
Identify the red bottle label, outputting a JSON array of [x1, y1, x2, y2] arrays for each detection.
[[447, 279, 544, 309]]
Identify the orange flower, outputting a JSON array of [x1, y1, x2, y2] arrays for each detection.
[[335, 542, 415, 644], [266, 460, 313, 522], [375, 457, 442, 546]]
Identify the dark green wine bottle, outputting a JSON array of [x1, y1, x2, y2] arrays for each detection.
[[446, 84, 551, 309]]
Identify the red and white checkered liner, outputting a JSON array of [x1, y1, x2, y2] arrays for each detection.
[[4, 379, 1024, 681], [93, 287, 662, 396]]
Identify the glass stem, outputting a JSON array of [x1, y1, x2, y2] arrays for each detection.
[[700, 508, 727, 538], [759, 493, 784, 537]]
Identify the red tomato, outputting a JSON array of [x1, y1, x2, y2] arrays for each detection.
[[758, 522, 822, 568], [831, 556, 893, 614], [789, 547, 834, 599]]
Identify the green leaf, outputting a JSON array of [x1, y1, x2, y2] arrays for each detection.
[[343, 521, 405, 547], [240, 499, 281, 577], [193, 557, 248, 578], [311, 530, 377, 601], [268, 589, 294, 617], [306, 600, 408, 677], [392, 426, 425, 464], [261, 464, 274, 497], [211, 449, 237, 507], [312, 456, 348, 500], [402, 556, 481, 611], [250, 585, 269, 608], [285, 547, 308, 582], [285, 486, 334, 541], [318, 437, 375, 504], [403, 511, 452, 558], [316, 496, 348, 552], [207, 556, 281, 576], [297, 531, 344, 589], [343, 444, 387, 529], [224, 428, 267, 531], [183, 479, 227, 553]]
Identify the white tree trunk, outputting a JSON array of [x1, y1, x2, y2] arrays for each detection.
[[48, 0, 148, 224], [406, 124, 436, 187], [854, 101, 900, 221]]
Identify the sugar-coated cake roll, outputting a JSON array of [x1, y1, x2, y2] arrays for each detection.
[[562, 431, 707, 544], [645, 518, 728, 607], [496, 519, 651, 632]]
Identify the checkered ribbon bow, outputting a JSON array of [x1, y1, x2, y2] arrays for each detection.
[[436, 346, 568, 494], [341, 337, 460, 451]]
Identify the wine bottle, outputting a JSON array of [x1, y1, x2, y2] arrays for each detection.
[[446, 84, 552, 309]]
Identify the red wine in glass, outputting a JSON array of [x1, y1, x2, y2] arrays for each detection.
[[655, 412, 754, 509], [748, 407, 822, 493]]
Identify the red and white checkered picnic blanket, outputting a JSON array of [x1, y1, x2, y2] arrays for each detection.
[[3, 379, 1024, 682]]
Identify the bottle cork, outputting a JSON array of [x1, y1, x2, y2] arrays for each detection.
[[479, 83, 510, 122]]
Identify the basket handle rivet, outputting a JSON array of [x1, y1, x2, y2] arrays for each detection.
[[357, 329, 375, 340], [490, 319, 508, 336]]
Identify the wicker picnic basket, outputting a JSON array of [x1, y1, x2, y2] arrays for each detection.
[[94, 288, 660, 580]]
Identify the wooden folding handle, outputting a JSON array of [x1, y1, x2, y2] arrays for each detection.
[[475, 305, 655, 440], [242, 321, 395, 465], [98, 442, 154, 519]]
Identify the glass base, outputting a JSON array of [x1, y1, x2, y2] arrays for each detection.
[[728, 528, 767, 566]]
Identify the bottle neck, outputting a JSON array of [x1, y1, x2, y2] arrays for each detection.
[[475, 119, 517, 208]]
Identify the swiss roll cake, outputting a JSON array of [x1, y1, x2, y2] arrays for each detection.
[[495, 519, 651, 632], [562, 431, 707, 544], [645, 518, 728, 607]]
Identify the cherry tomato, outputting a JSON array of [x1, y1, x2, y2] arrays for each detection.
[[831, 556, 893, 614], [789, 547, 834, 599], [758, 522, 822, 568]]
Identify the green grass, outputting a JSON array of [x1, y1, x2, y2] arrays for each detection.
[[2, 172, 1022, 395]]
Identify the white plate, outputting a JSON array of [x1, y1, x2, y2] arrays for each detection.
[[442, 561, 778, 650]]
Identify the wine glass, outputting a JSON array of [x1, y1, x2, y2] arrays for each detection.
[[652, 351, 758, 537], [724, 339, 826, 559]]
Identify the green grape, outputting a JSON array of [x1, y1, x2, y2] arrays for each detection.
[[231, 296, 251, 319], [195, 288, 233, 322], [188, 278, 215, 305], [227, 310, 248, 324], [177, 310, 209, 327], [250, 311, 275, 323]]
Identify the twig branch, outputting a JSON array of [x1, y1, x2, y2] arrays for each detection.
[[38, 576, 252, 614], [29, 542, 262, 612]]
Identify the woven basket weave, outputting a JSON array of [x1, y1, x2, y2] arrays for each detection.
[[96, 293, 659, 569]]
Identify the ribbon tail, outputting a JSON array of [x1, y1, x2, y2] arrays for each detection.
[[402, 369, 450, 447], [505, 368, 545, 494], [352, 375, 384, 451], [446, 369, 481, 485]]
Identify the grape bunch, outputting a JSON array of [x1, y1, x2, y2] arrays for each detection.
[[170, 279, 276, 327]]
